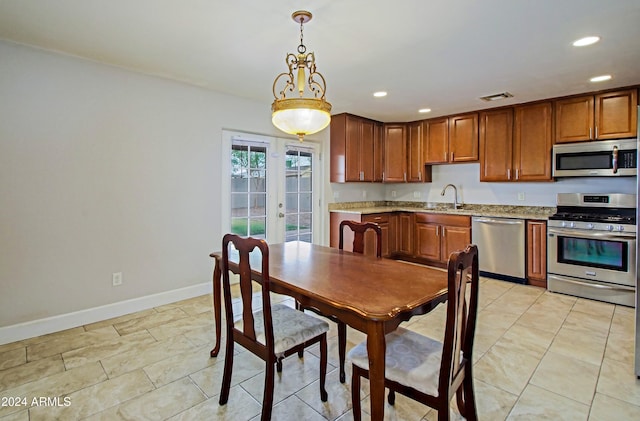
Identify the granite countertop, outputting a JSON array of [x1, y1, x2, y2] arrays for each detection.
[[328, 201, 556, 220]]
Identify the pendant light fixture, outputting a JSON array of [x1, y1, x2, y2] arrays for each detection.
[[271, 10, 331, 141]]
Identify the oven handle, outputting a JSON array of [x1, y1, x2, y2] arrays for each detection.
[[547, 227, 636, 240], [548, 274, 636, 292]]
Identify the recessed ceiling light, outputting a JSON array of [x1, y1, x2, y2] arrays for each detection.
[[373, 91, 387, 97], [590, 74, 612, 82], [419, 108, 432, 113], [573, 36, 600, 47]]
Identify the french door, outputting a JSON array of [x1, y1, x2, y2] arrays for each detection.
[[222, 130, 321, 244]]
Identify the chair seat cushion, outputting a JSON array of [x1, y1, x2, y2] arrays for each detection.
[[237, 304, 329, 355], [347, 327, 443, 396]]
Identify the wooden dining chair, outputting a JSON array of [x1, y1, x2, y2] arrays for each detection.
[[348, 244, 479, 421], [339, 220, 383, 258], [297, 220, 382, 383], [218, 234, 330, 421]]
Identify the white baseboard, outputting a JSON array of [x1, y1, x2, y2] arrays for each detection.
[[0, 282, 212, 346]]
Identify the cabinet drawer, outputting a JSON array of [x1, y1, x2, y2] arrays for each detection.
[[363, 213, 390, 224], [415, 213, 470, 227]]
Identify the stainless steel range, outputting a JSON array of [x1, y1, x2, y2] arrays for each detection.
[[547, 193, 636, 307]]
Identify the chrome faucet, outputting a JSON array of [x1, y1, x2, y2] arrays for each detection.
[[440, 184, 462, 209]]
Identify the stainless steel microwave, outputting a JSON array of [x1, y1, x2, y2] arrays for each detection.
[[552, 138, 637, 177]]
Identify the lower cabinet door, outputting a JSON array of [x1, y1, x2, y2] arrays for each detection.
[[415, 223, 441, 261], [441, 226, 471, 262]]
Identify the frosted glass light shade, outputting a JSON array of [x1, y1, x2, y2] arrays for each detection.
[[272, 97, 331, 139]]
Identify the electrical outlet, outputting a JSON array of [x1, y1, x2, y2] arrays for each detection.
[[333, 191, 340, 199], [362, 190, 367, 198], [391, 190, 397, 198], [413, 191, 421, 198], [112, 272, 123, 286], [517, 192, 525, 201]]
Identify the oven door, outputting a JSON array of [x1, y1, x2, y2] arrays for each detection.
[[547, 227, 636, 287]]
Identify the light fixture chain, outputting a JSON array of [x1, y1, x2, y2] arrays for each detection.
[[298, 18, 306, 54]]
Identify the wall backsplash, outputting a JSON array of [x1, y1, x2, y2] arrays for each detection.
[[330, 163, 636, 207]]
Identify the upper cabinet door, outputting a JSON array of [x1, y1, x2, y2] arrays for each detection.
[[555, 89, 638, 143], [383, 124, 407, 182], [513, 102, 553, 181], [360, 119, 375, 182], [406, 121, 423, 182], [424, 118, 449, 163], [554, 95, 594, 143], [344, 114, 362, 181], [330, 113, 378, 182], [479, 108, 513, 182], [372, 122, 384, 182], [595, 89, 638, 140], [448, 113, 479, 162]]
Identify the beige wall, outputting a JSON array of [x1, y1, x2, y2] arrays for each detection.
[[0, 40, 330, 334]]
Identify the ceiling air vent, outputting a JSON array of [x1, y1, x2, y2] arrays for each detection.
[[479, 92, 513, 102]]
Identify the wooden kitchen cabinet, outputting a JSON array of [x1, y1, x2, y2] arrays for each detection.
[[407, 121, 423, 182], [406, 121, 432, 183], [330, 113, 382, 182], [414, 213, 471, 266], [448, 112, 479, 162], [383, 123, 407, 182], [554, 88, 638, 143], [329, 212, 396, 258], [480, 103, 552, 182], [396, 212, 414, 256], [526, 220, 547, 288], [362, 213, 397, 257], [373, 122, 384, 182], [513, 102, 553, 181], [479, 108, 514, 181], [424, 114, 478, 164], [423, 117, 449, 164]]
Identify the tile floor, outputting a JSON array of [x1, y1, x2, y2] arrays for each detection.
[[1, 277, 640, 420]]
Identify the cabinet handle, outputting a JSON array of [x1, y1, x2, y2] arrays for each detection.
[[451, 152, 455, 161], [404, 172, 407, 182], [595, 126, 598, 139], [444, 152, 448, 161], [382, 171, 385, 181], [507, 169, 511, 180], [436, 226, 440, 236], [589, 127, 592, 140], [418, 170, 421, 180], [515, 169, 519, 180]]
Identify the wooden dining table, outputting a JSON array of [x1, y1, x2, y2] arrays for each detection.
[[209, 241, 449, 420]]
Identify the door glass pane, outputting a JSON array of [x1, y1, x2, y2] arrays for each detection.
[[285, 214, 299, 241], [249, 193, 266, 216], [231, 143, 267, 239], [285, 170, 299, 192], [249, 217, 266, 238], [250, 170, 266, 192], [286, 193, 298, 213], [230, 193, 248, 218], [284, 149, 313, 243], [299, 193, 312, 212]]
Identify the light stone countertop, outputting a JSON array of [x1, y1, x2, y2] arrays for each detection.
[[328, 201, 556, 220]]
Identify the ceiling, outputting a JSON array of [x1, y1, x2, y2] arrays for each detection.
[[1, 0, 639, 123]]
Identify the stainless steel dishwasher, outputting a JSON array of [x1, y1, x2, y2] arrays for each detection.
[[471, 216, 526, 283]]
